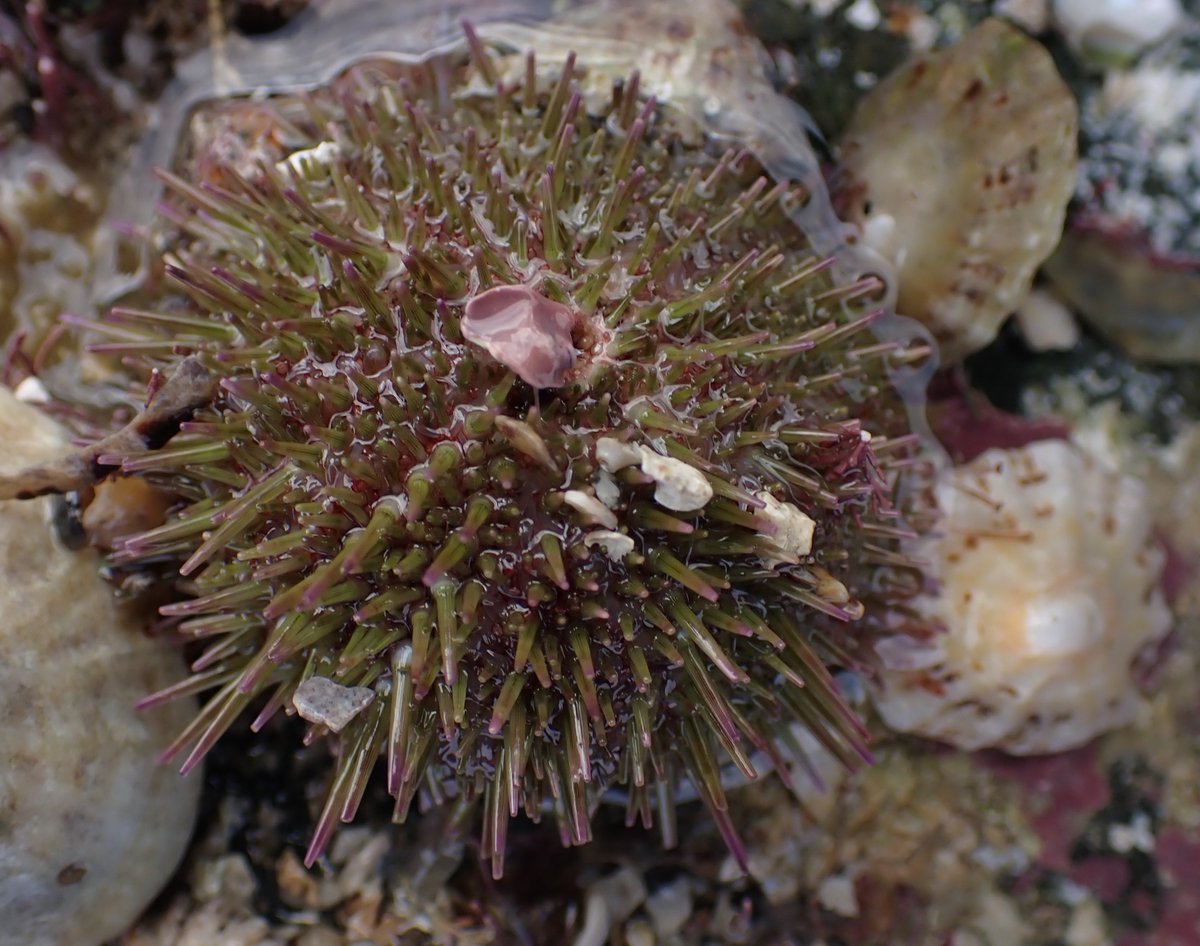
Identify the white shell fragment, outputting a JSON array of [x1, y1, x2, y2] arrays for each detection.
[[562, 490, 619, 529], [494, 415, 559, 472], [753, 491, 816, 567], [1014, 288, 1080, 352], [293, 676, 376, 733], [871, 439, 1172, 755], [0, 388, 200, 946], [275, 139, 341, 177], [595, 436, 642, 473], [583, 530, 636, 562], [1053, 0, 1181, 60], [637, 450, 714, 513], [594, 437, 714, 512], [594, 470, 621, 509]]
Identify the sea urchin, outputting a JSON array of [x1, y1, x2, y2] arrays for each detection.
[[81, 34, 927, 876]]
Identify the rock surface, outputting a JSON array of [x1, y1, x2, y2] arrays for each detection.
[[0, 387, 200, 946]]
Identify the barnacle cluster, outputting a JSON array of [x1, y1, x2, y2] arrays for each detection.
[[85, 35, 928, 874]]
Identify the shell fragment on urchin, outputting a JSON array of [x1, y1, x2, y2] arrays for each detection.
[[78, 36, 929, 875], [871, 439, 1172, 755]]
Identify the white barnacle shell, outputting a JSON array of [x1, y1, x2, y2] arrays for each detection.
[[637, 448, 714, 512], [595, 436, 642, 473], [584, 530, 636, 562], [562, 489, 619, 529], [753, 490, 816, 567], [870, 439, 1172, 754]]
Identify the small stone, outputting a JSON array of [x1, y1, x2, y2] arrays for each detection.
[[995, 0, 1050, 33], [637, 449, 713, 512], [843, 0, 881, 31], [591, 867, 648, 927], [82, 476, 173, 550], [13, 377, 49, 404], [1053, 0, 1181, 60], [1014, 288, 1080, 352], [1064, 898, 1108, 946], [816, 874, 860, 918], [1107, 812, 1155, 853], [624, 919, 657, 946], [293, 676, 376, 733]]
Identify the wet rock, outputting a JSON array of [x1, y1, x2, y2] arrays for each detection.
[[1045, 29, 1200, 362], [835, 18, 1078, 360], [0, 387, 200, 946]]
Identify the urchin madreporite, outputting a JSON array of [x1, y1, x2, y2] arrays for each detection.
[[81, 36, 928, 875]]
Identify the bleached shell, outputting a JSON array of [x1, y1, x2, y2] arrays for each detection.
[[836, 18, 1078, 361], [637, 449, 714, 512], [1053, 0, 1181, 59], [293, 676, 375, 733], [871, 439, 1172, 754], [753, 491, 816, 567], [0, 388, 200, 946], [595, 436, 642, 473], [562, 489, 619, 529], [584, 530, 636, 562]]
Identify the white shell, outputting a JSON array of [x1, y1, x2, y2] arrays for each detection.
[[1053, 0, 1181, 58], [595, 437, 642, 473], [0, 388, 200, 946], [871, 439, 1172, 754], [583, 530, 636, 562], [637, 450, 713, 512], [753, 491, 816, 567], [562, 489, 619, 529]]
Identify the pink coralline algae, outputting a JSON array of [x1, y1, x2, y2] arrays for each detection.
[[461, 284, 579, 389]]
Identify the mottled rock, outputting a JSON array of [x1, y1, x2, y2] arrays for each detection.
[[1044, 231, 1200, 363], [0, 387, 200, 946], [1045, 38, 1200, 363], [835, 18, 1077, 360]]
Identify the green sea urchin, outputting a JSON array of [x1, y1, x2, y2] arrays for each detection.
[[82, 37, 927, 875]]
